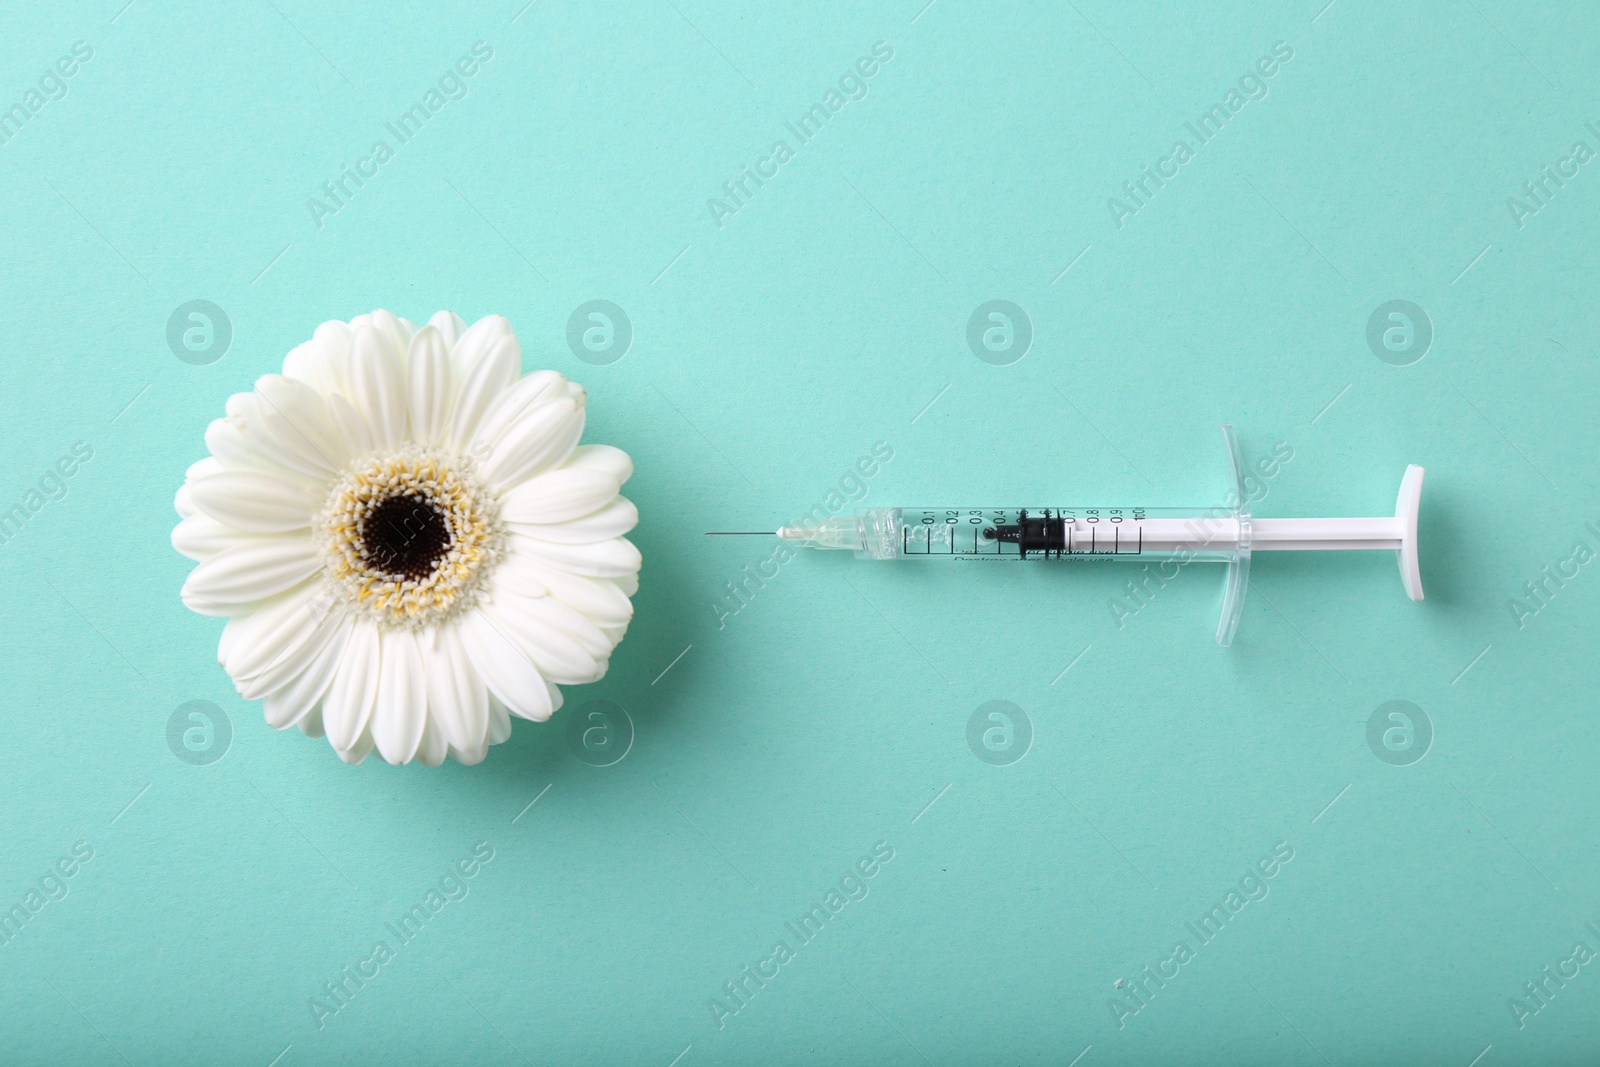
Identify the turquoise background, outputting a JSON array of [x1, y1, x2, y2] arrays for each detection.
[[1, 0, 1597, 1063]]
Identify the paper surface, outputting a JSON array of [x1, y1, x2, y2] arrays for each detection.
[[1, 1, 1596, 1063]]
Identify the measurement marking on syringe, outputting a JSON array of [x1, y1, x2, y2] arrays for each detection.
[[905, 510, 1161, 557]]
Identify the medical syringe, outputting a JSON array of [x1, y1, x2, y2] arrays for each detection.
[[709, 426, 1425, 645]]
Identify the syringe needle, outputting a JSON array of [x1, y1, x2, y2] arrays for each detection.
[[705, 531, 776, 535]]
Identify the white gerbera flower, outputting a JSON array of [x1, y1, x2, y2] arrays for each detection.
[[172, 310, 640, 766]]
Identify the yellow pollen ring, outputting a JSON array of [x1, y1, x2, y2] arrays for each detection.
[[314, 447, 501, 630]]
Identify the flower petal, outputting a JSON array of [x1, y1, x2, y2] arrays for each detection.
[[451, 314, 511, 377], [508, 497, 636, 544], [282, 320, 353, 396], [510, 590, 615, 658], [428, 310, 468, 349], [255, 375, 351, 472], [471, 370, 567, 454], [489, 557, 548, 599], [263, 617, 352, 729], [203, 417, 314, 481], [216, 604, 243, 666], [220, 582, 320, 676], [486, 696, 513, 744], [186, 456, 223, 483], [499, 457, 629, 525], [458, 609, 553, 721], [172, 513, 249, 561], [451, 740, 487, 766], [479, 594, 601, 685], [226, 390, 338, 480], [325, 392, 375, 459], [181, 536, 321, 615], [371, 628, 427, 764], [405, 325, 453, 447], [449, 334, 520, 451], [507, 532, 641, 578], [508, 561, 634, 628], [349, 324, 407, 450], [230, 592, 348, 700], [480, 397, 583, 492], [323, 622, 381, 754], [187, 469, 323, 533], [566, 443, 633, 485], [416, 716, 448, 767], [370, 309, 416, 355], [335, 726, 375, 765], [299, 703, 326, 738], [425, 621, 489, 758]]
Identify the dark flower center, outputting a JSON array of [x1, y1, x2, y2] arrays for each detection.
[[361, 493, 452, 580]]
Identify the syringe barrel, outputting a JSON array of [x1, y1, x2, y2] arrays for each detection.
[[852, 506, 1247, 562]]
